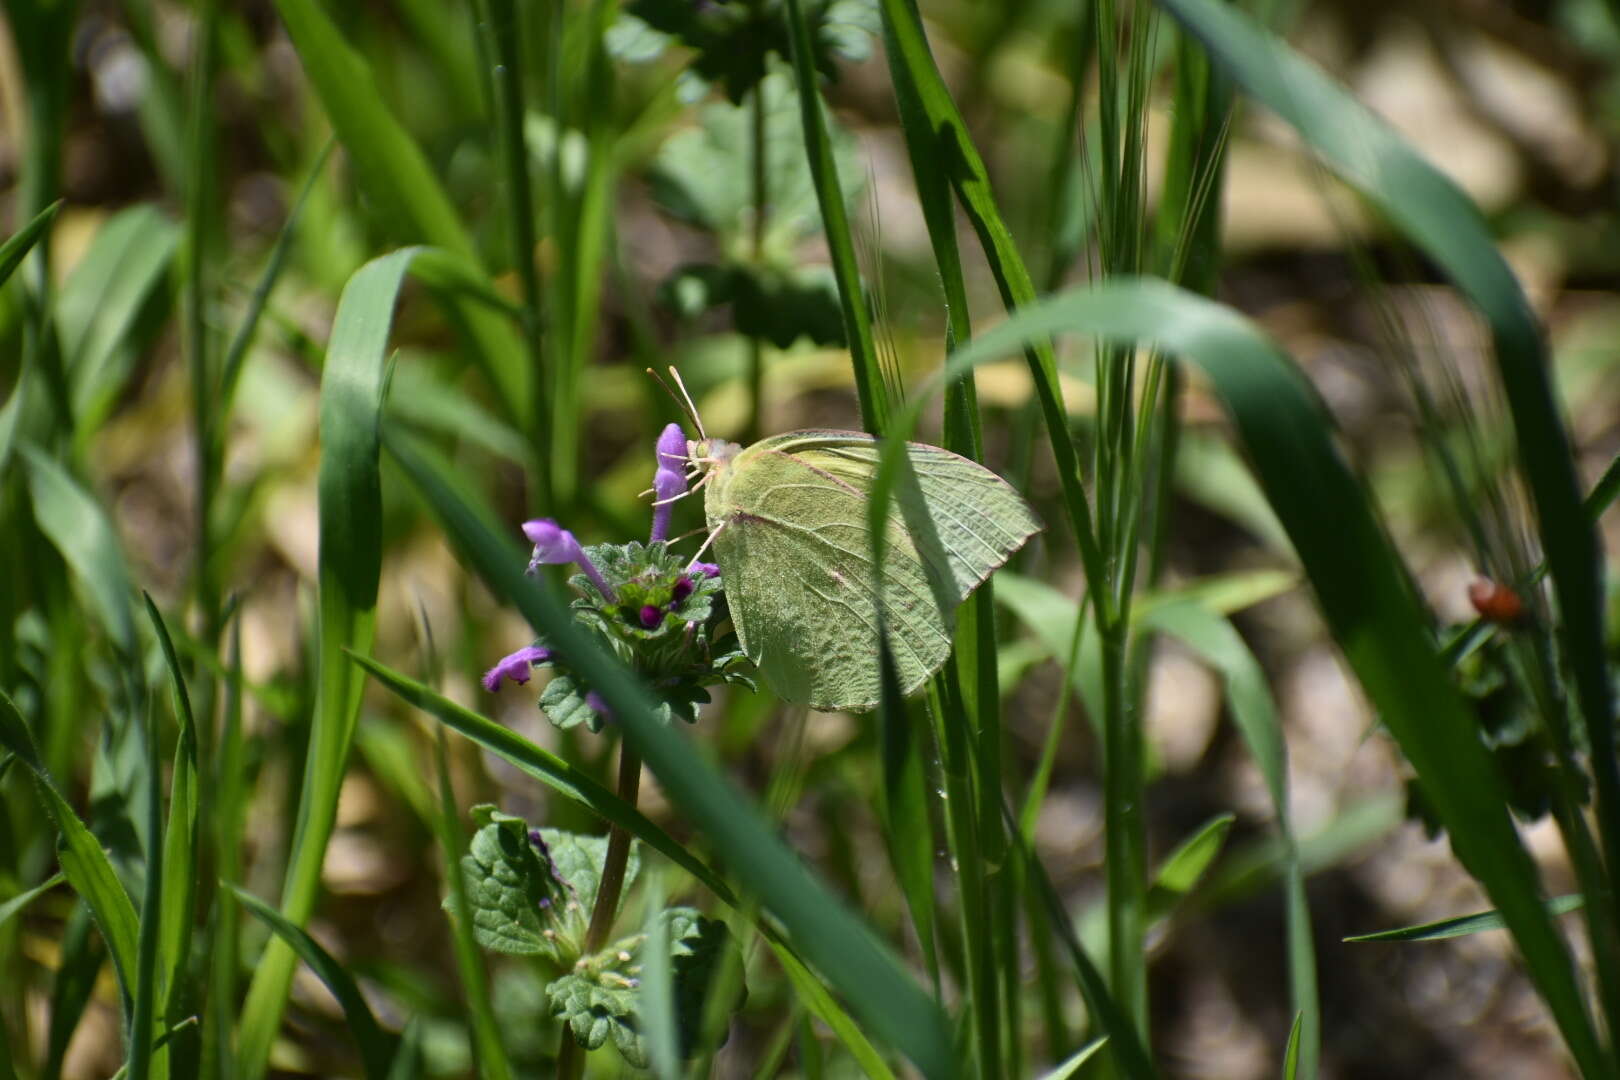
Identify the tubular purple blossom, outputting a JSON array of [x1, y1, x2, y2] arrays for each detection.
[[690, 561, 720, 579], [522, 518, 615, 600], [650, 422, 689, 542], [482, 645, 553, 691], [638, 604, 664, 629]]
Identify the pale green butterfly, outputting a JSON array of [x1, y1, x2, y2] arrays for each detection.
[[662, 374, 1041, 712]]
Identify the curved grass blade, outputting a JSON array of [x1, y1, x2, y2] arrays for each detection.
[[21, 445, 138, 657], [0, 199, 61, 288], [268, 0, 529, 420], [879, 276, 1605, 1077], [1282, 1012, 1304, 1080], [0, 871, 65, 931], [1346, 894, 1586, 944], [236, 248, 417, 1080], [230, 886, 397, 1080], [351, 653, 728, 899], [1152, 0, 1620, 1047], [1038, 1037, 1109, 1080], [384, 431, 953, 1078], [1140, 600, 1317, 1076], [0, 690, 140, 1012]]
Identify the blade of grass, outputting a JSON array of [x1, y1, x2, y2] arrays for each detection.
[[0, 200, 61, 288], [231, 885, 397, 1080], [236, 248, 416, 1080], [1140, 601, 1317, 1076], [1153, 0, 1620, 1050], [353, 649, 898, 1078], [0, 871, 65, 930], [1345, 894, 1586, 943], [383, 429, 955, 1078], [782, 0, 887, 433], [144, 595, 201, 1073], [269, 0, 531, 423], [888, 276, 1607, 1078], [0, 690, 140, 1014]]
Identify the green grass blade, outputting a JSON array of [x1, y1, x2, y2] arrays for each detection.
[[1346, 894, 1586, 944], [1141, 600, 1318, 1077], [875, 0, 1108, 606], [384, 431, 956, 1079], [0, 871, 65, 930], [53, 204, 180, 437], [0, 690, 140, 1012], [1038, 1036, 1109, 1080], [1144, 814, 1233, 920], [231, 885, 397, 1080], [1153, 0, 1620, 1040], [268, 0, 530, 422], [781, 0, 886, 433], [1281, 1012, 1303, 1080], [914, 276, 1608, 1078], [352, 652, 729, 899], [20, 445, 138, 657], [236, 248, 416, 1080], [126, 653, 164, 1080], [143, 596, 200, 1064], [0, 199, 60, 289]]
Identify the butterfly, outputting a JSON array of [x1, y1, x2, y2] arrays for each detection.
[[686, 427, 1040, 711]]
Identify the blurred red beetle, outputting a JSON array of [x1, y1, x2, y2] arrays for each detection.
[[1468, 578, 1526, 626]]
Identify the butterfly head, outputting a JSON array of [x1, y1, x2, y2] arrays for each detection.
[[690, 437, 741, 473]]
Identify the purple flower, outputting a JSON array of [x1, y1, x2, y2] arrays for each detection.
[[482, 645, 553, 691], [523, 518, 615, 600], [639, 604, 664, 629], [650, 423, 689, 543], [671, 576, 695, 603], [690, 561, 720, 579], [585, 691, 612, 720]]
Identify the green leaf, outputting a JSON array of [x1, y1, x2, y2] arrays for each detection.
[[1144, 814, 1233, 921], [231, 885, 398, 1080], [457, 806, 637, 963], [621, 0, 876, 102], [54, 204, 179, 436], [21, 445, 138, 656], [0, 690, 140, 1011], [649, 66, 858, 253], [1037, 1037, 1109, 1080], [0, 871, 65, 931], [548, 907, 738, 1069], [0, 199, 60, 289], [1345, 894, 1586, 944]]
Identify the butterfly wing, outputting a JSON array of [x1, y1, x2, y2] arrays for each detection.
[[708, 430, 1040, 711]]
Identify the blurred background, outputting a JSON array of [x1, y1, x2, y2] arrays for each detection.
[[3, 0, 1620, 1076]]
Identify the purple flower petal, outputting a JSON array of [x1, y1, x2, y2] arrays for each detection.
[[521, 518, 615, 600], [671, 576, 695, 603], [638, 604, 664, 629], [650, 423, 689, 542], [523, 518, 583, 567], [690, 561, 720, 579], [585, 691, 612, 720], [481, 645, 553, 691]]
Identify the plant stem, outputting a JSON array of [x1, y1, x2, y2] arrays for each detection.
[[558, 740, 643, 1080]]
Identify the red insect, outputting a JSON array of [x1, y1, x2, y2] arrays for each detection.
[[1468, 578, 1526, 626]]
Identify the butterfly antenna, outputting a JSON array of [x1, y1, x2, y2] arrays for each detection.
[[667, 366, 708, 441], [646, 366, 707, 442]]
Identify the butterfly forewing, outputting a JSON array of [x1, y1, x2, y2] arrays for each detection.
[[706, 430, 1040, 711]]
